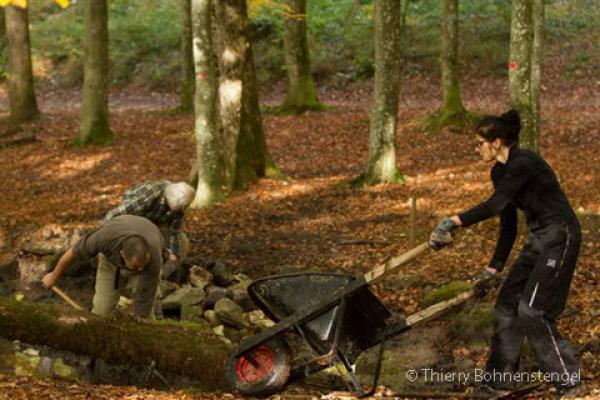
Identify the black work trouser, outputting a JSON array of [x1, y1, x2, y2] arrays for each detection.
[[485, 220, 581, 388]]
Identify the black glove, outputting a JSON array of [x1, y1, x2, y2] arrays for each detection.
[[429, 218, 457, 250], [473, 269, 501, 298]]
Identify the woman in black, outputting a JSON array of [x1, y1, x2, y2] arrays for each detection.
[[429, 110, 581, 391]]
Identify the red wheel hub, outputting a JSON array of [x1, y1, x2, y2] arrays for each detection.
[[235, 345, 275, 383]]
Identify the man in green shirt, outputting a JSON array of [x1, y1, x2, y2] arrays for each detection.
[[42, 215, 163, 318]]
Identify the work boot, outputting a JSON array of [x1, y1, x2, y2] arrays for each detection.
[[473, 383, 511, 398]]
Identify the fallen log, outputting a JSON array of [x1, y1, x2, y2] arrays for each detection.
[[0, 296, 231, 391]]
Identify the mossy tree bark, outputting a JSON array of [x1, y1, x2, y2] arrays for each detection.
[[0, 298, 230, 390], [179, 0, 195, 113], [439, 0, 465, 121], [77, 0, 113, 146], [190, 0, 224, 208], [4, 5, 39, 125], [215, 0, 280, 191], [281, 0, 320, 113], [356, 0, 403, 186], [509, 0, 543, 153]]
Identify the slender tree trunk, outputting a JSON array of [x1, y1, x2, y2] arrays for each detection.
[[4, 4, 39, 124], [530, 0, 544, 152], [180, 0, 195, 113], [190, 0, 224, 208], [439, 0, 465, 118], [509, 0, 535, 152], [78, 0, 113, 146], [215, 0, 279, 191], [359, 0, 403, 185], [281, 0, 319, 113]]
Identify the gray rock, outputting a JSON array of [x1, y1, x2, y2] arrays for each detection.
[[228, 287, 256, 312], [230, 274, 252, 289], [188, 266, 213, 289], [213, 325, 225, 337], [204, 285, 228, 309], [210, 261, 232, 287], [37, 356, 55, 378], [203, 310, 220, 327], [18, 256, 50, 291], [214, 298, 247, 328], [161, 286, 205, 310], [159, 280, 179, 298], [181, 304, 204, 323]]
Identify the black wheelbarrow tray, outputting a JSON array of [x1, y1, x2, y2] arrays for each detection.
[[225, 243, 475, 397]]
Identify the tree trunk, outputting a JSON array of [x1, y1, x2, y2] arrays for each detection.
[[281, 0, 320, 113], [78, 0, 113, 146], [509, 0, 535, 152], [358, 0, 403, 186], [439, 0, 465, 118], [180, 0, 195, 113], [0, 298, 230, 390], [215, 0, 280, 191], [4, 4, 39, 124], [190, 0, 224, 208], [530, 0, 544, 152]]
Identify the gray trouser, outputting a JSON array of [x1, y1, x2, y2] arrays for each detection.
[[485, 222, 581, 389], [92, 254, 159, 319]]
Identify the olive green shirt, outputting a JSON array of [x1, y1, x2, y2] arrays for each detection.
[[72, 215, 163, 317]]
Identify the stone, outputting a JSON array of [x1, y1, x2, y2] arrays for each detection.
[[214, 298, 247, 329], [161, 286, 205, 309], [228, 287, 256, 312], [203, 310, 220, 327], [188, 266, 213, 289], [204, 285, 229, 309], [181, 304, 204, 323], [118, 296, 132, 309], [15, 351, 40, 376], [159, 280, 179, 298], [210, 261, 232, 287], [53, 357, 79, 380], [37, 356, 55, 378], [245, 310, 267, 326], [213, 325, 225, 337], [255, 319, 275, 329], [230, 274, 252, 290]]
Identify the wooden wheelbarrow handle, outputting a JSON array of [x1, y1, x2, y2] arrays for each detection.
[[363, 242, 430, 285], [51, 286, 85, 311]]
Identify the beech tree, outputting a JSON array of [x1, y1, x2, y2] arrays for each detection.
[[4, 3, 38, 124], [215, 0, 279, 191], [354, 0, 403, 186], [77, 0, 113, 145], [190, 0, 223, 207], [179, 0, 195, 113], [509, 0, 544, 152], [281, 0, 320, 113]]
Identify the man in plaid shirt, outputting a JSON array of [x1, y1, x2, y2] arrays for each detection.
[[104, 180, 195, 274]]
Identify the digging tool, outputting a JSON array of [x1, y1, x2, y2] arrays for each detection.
[[51, 286, 85, 311], [225, 242, 479, 397]]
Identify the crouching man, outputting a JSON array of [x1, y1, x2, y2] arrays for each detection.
[[42, 215, 163, 319]]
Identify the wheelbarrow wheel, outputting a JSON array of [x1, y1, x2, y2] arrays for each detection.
[[226, 337, 292, 397]]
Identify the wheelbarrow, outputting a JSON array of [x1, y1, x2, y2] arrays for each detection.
[[225, 242, 475, 397]]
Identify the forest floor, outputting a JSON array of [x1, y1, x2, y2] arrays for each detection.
[[0, 66, 599, 399]]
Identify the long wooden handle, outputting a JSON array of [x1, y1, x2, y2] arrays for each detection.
[[363, 242, 430, 284], [406, 290, 474, 327], [51, 286, 85, 311]]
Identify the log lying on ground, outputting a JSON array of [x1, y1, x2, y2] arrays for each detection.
[[0, 296, 231, 390]]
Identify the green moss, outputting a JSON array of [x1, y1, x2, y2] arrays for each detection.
[[420, 110, 481, 135], [448, 301, 494, 344], [349, 170, 405, 188], [421, 281, 471, 307]]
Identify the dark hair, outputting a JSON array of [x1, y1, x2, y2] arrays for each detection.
[[475, 109, 521, 146], [121, 235, 149, 262]]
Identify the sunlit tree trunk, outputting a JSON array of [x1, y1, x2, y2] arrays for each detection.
[[439, 0, 465, 120], [190, 0, 224, 207], [180, 0, 195, 112], [78, 0, 113, 146], [358, 0, 403, 185], [215, 0, 279, 191], [530, 0, 544, 152], [281, 0, 320, 113], [509, 0, 540, 152], [4, 4, 38, 124]]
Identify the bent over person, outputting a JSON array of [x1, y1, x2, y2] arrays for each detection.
[[42, 215, 163, 318], [429, 110, 581, 393], [103, 180, 194, 276]]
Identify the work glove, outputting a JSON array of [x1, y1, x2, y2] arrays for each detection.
[[429, 218, 457, 250], [473, 268, 501, 298]]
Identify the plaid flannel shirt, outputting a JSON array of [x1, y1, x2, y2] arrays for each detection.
[[103, 180, 185, 258]]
